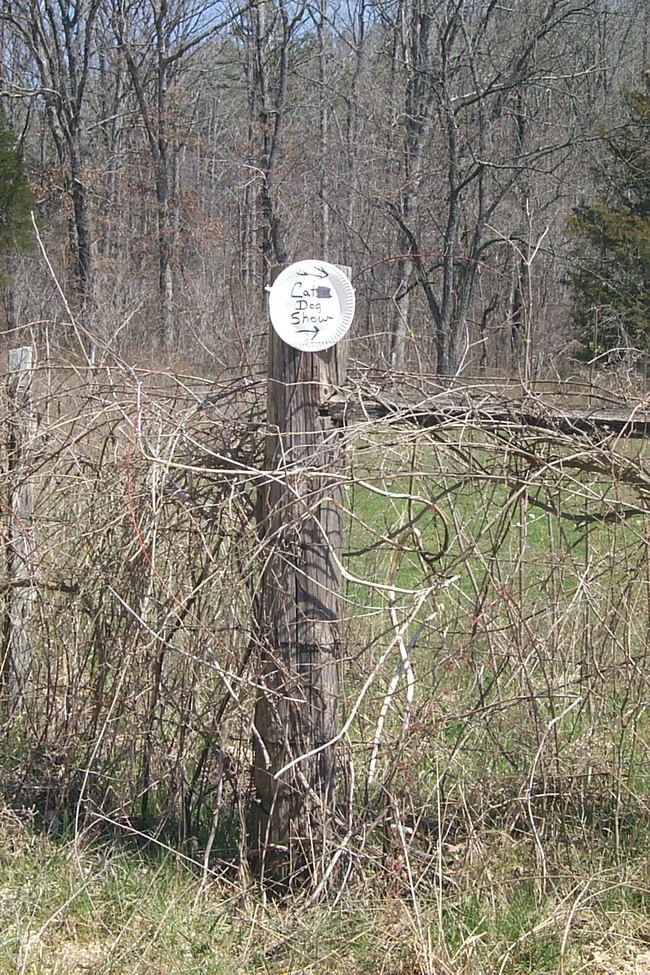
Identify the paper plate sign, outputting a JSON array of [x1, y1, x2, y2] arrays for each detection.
[[268, 260, 355, 352]]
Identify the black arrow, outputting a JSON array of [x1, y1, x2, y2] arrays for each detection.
[[296, 326, 320, 337], [297, 265, 328, 279]]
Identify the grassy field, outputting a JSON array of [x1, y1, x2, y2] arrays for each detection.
[[3, 803, 650, 975], [2, 365, 650, 974]]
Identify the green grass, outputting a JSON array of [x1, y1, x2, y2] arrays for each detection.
[[0, 813, 244, 975], [4, 805, 650, 975], [341, 435, 650, 910]]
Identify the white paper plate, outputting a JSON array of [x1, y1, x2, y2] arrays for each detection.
[[268, 260, 355, 351]]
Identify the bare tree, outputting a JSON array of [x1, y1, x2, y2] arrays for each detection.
[[236, 0, 306, 283], [1, 0, 100, 319], [110, 0, 240, 348], [377, 0, 608, 375]]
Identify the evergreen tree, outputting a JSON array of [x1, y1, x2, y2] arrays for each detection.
[[0, 113, 33, 257], [569, 72, 650, 358]]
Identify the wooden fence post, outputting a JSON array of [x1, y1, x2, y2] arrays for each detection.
[[3, 346, 36, 710], [252, 269, 349, 885]]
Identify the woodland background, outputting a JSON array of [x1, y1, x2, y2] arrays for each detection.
[[0, 0, 648, 376]]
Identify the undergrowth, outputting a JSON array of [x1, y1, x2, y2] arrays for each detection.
[[2, 356, 650, 973]]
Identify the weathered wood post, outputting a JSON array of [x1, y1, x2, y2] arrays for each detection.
[[3, 346, 36, 710], [252, 261, 353, 885]]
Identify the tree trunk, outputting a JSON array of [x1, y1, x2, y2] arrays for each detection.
[[70, 146, 93, 311], [390, 256, 411, 371], [2, 347, 36, 711]]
